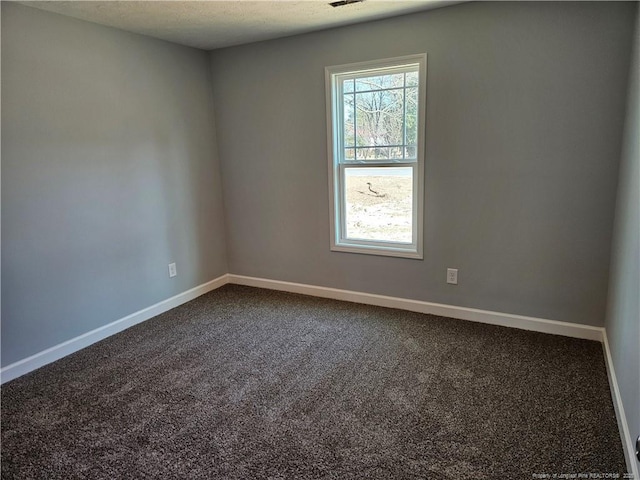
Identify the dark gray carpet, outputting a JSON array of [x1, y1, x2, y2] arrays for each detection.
[[1, 285, 626, 479]]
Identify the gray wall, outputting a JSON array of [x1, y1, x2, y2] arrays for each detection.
[[606, 4, 640, 470], [210, 1, 635, 326], [1, 3, 228, 367]]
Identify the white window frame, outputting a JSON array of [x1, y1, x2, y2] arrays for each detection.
[[325, 54, 427, 259]]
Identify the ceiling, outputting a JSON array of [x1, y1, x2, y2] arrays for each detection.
[[19, 0, 461, 50]]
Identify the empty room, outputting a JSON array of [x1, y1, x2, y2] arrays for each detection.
[[2, 0, 639, 478]]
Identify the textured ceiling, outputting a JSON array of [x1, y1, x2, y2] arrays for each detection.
[[19, 0, 461, 50]]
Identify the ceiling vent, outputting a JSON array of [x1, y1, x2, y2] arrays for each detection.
[[329, 0, 365, 7]]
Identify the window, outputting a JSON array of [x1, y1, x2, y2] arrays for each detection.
[[325, 54, 426, 258]]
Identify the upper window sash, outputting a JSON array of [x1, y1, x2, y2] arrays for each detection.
[[334, 63, 420, 166]]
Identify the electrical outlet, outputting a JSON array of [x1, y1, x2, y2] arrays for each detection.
[[168, 263, 177, 278], [447, 268, 458, 285]]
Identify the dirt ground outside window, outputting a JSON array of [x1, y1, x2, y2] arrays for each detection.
[[344, 173, 413, 243]]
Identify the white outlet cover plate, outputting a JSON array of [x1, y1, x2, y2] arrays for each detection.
[[447, 268, 458, 285]]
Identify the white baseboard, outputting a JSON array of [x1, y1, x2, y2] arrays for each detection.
[[0, 274, 230, 384], [602, 330, 640, 479], [228, 274, 604, 341]]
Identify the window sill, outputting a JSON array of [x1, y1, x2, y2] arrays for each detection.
[[331, 243, 423, 260]]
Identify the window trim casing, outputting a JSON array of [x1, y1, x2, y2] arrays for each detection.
[[325, 54, 427, 259]]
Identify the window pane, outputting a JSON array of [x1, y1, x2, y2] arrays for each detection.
[[345, 148, 356, 160], [343, 78, 355, 93], [389, 146, 403, 159], [344, 167, 413, 243], [343, 94, 355, 147], [405, 87, 418, 148], [355, 73, 404, 91], [406, 71, 418, 87], [404, 146, 417, 159], [355, 89, 404, 148]]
